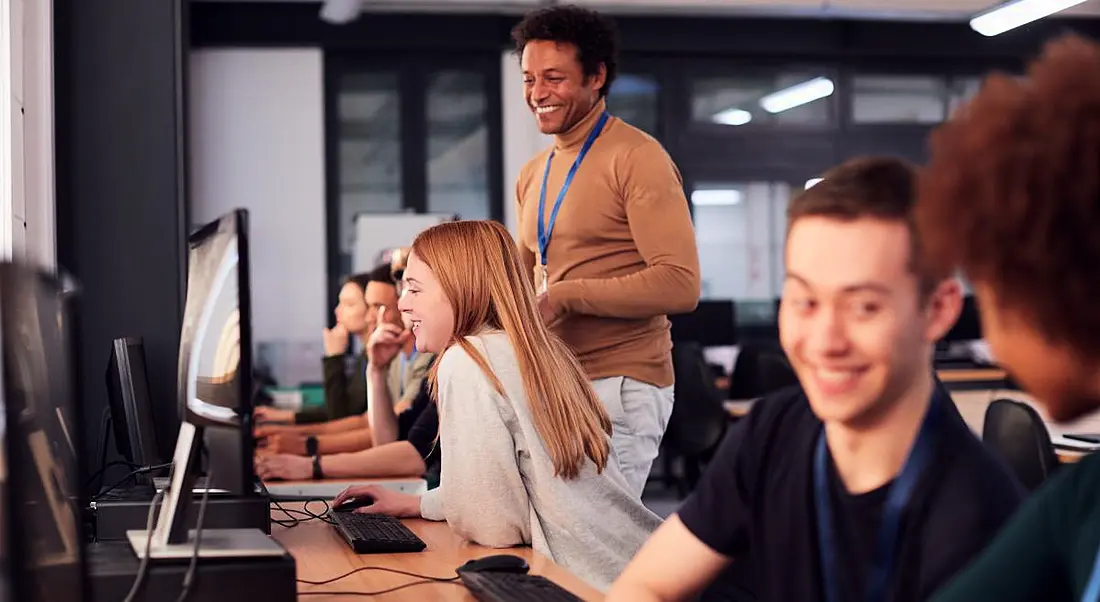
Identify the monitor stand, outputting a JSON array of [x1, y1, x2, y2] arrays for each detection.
[[126, 528, 285, 560], [127, 422, 283, 560]]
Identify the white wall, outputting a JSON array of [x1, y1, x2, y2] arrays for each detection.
[[189, 48, 327, 384], [0, 0, 54, 268], [500, 50, 550, 236]]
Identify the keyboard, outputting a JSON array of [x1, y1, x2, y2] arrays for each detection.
[[458, 570, 584, 602], [329, 512, 426, 554]]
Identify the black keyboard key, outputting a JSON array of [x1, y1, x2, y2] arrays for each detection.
[[458, 570, 584, 602], [329, 512, 426, 554]]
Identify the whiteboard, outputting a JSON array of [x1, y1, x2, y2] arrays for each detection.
[[353, 213, 456, 273]]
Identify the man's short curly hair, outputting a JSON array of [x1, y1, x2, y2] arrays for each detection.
[[917, 34, 1100, 356], [511, 4, 619, 98]]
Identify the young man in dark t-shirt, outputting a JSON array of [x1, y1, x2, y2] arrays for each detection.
[[607, 157, 1025, 602]]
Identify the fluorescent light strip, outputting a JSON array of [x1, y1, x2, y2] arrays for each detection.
[[691, 189, 742, 206], [712, 108, 753, 126], [759, 77, 835, 114], [805, 178, 824, 189], [971, 0, 1087, 37]]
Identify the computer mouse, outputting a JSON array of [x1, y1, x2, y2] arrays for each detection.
[[458, 554, 530, 574], [332, 495, 375, 512]]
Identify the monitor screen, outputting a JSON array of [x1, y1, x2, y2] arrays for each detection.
[[176, 209, 255, 495], [0, 263, 85, 602], [105, 337, 163, 469]]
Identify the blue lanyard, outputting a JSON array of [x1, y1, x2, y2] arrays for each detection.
[[814, 391, 942, 602], [1083, 546, 1100, 602], [537, 111, 610, 266]]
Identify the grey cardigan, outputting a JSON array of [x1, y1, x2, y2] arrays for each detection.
[[419, 331, 662, 591]]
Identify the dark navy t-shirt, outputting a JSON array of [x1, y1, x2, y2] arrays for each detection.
[[679, 384, 1025, 602]]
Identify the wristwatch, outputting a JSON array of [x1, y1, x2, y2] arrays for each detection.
[[312, 454, 324, 480], [305, 435, 319, 456]]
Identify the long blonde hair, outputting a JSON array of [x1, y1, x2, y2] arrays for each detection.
[[411, 220, 612, 479]]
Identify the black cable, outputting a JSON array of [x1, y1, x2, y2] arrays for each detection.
[[174, 469, 214, 602], [93, 463, 173, 501], [296, 566, 459, 586], [85, 460, 141, 492], [121, 488, 164, 602], [297, 579, 465, 597]]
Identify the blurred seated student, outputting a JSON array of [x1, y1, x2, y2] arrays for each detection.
[[254, 270, 433, 456], [256, 378, 441, 484], [606, 157, 1024, 602], [917, 36, 1100, 602], [254, 267, 379, 424], [332, 220, 661, 591]]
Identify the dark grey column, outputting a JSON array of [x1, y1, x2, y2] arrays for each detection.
[[54, 0, 190, 462]]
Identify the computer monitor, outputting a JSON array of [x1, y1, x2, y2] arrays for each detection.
[[105, 337, 164, 472], [944, 295, 982, 342], [131, 209, 280, 559], [0, 262, 87, 602]]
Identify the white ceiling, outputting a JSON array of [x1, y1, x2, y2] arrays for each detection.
[[200, 0, 1100, 21]]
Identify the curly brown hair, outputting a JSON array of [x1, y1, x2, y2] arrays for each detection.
[[917, 34, 1100, 356]]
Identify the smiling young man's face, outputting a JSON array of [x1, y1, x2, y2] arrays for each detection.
[[521, 40, 605, 135], [780, 216, 959, 429]]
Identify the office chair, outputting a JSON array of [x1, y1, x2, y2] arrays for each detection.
[[728, 342, 799, 400], [981, 398, 1060, 492], [666, 342, 729, 497]]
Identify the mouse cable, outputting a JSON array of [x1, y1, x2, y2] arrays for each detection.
[[297, 566, 459, 587], [297, 579, 466, 597], [269, 500, 334, 527]]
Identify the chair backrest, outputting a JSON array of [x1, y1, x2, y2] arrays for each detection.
[[729, 342, 799, 400], [667, 342, 729, 457], [981, 398, 1059, 491]]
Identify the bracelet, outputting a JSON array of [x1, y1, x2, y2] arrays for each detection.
[[312, 454, 324, 480], [305, 435, 319, 456]]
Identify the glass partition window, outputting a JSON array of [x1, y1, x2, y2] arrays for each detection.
[[426, 70, 490, 220], [692, 71, 835, 127], [692, 181, 793, 324], [608, 73, 660, 137], [337, 71, 402, 257], [851, 75, 947, 124]]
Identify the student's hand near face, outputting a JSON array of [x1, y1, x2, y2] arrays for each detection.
[[333, 485, 421, 518], [254, 406, 295, 425], [367, 308, 409, 369], [322, 322, 350, 357], [255, 454, 312, 481]]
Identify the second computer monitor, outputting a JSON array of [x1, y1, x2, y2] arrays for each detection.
[[105, 337, 164, 470]]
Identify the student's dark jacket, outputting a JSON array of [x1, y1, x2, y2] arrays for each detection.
[[294, 353, 367, 424]]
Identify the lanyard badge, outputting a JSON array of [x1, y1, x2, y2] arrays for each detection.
[[537, 111, 610, 295]]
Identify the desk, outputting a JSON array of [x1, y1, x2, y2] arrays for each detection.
[[271, 502, 603, 601]]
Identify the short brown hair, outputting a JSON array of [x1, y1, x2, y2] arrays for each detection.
[[788, 156, 941, 293], [917, 34, 1100, 357]]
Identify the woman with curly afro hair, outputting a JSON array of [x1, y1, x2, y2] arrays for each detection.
[[920, 34, 1100, 602]]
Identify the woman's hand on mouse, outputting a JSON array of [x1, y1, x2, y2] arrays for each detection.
[[332, 485, 421, 518]]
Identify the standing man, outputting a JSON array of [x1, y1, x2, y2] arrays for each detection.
[[512, 5, 701, 496]]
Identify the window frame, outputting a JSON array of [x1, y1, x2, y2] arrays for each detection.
[[323, 50, 504, 315]]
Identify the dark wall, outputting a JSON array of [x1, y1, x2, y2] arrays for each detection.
[[55, 0, 190, 464]]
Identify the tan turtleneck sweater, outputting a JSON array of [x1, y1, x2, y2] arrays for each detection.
[[515, 99, 700, 388]]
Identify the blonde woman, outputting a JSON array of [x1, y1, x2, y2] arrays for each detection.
[[333, 220, 661, 591]]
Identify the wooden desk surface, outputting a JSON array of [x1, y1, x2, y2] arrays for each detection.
[[935, 368, 1008, 384], [271, 503, 604, 601]]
